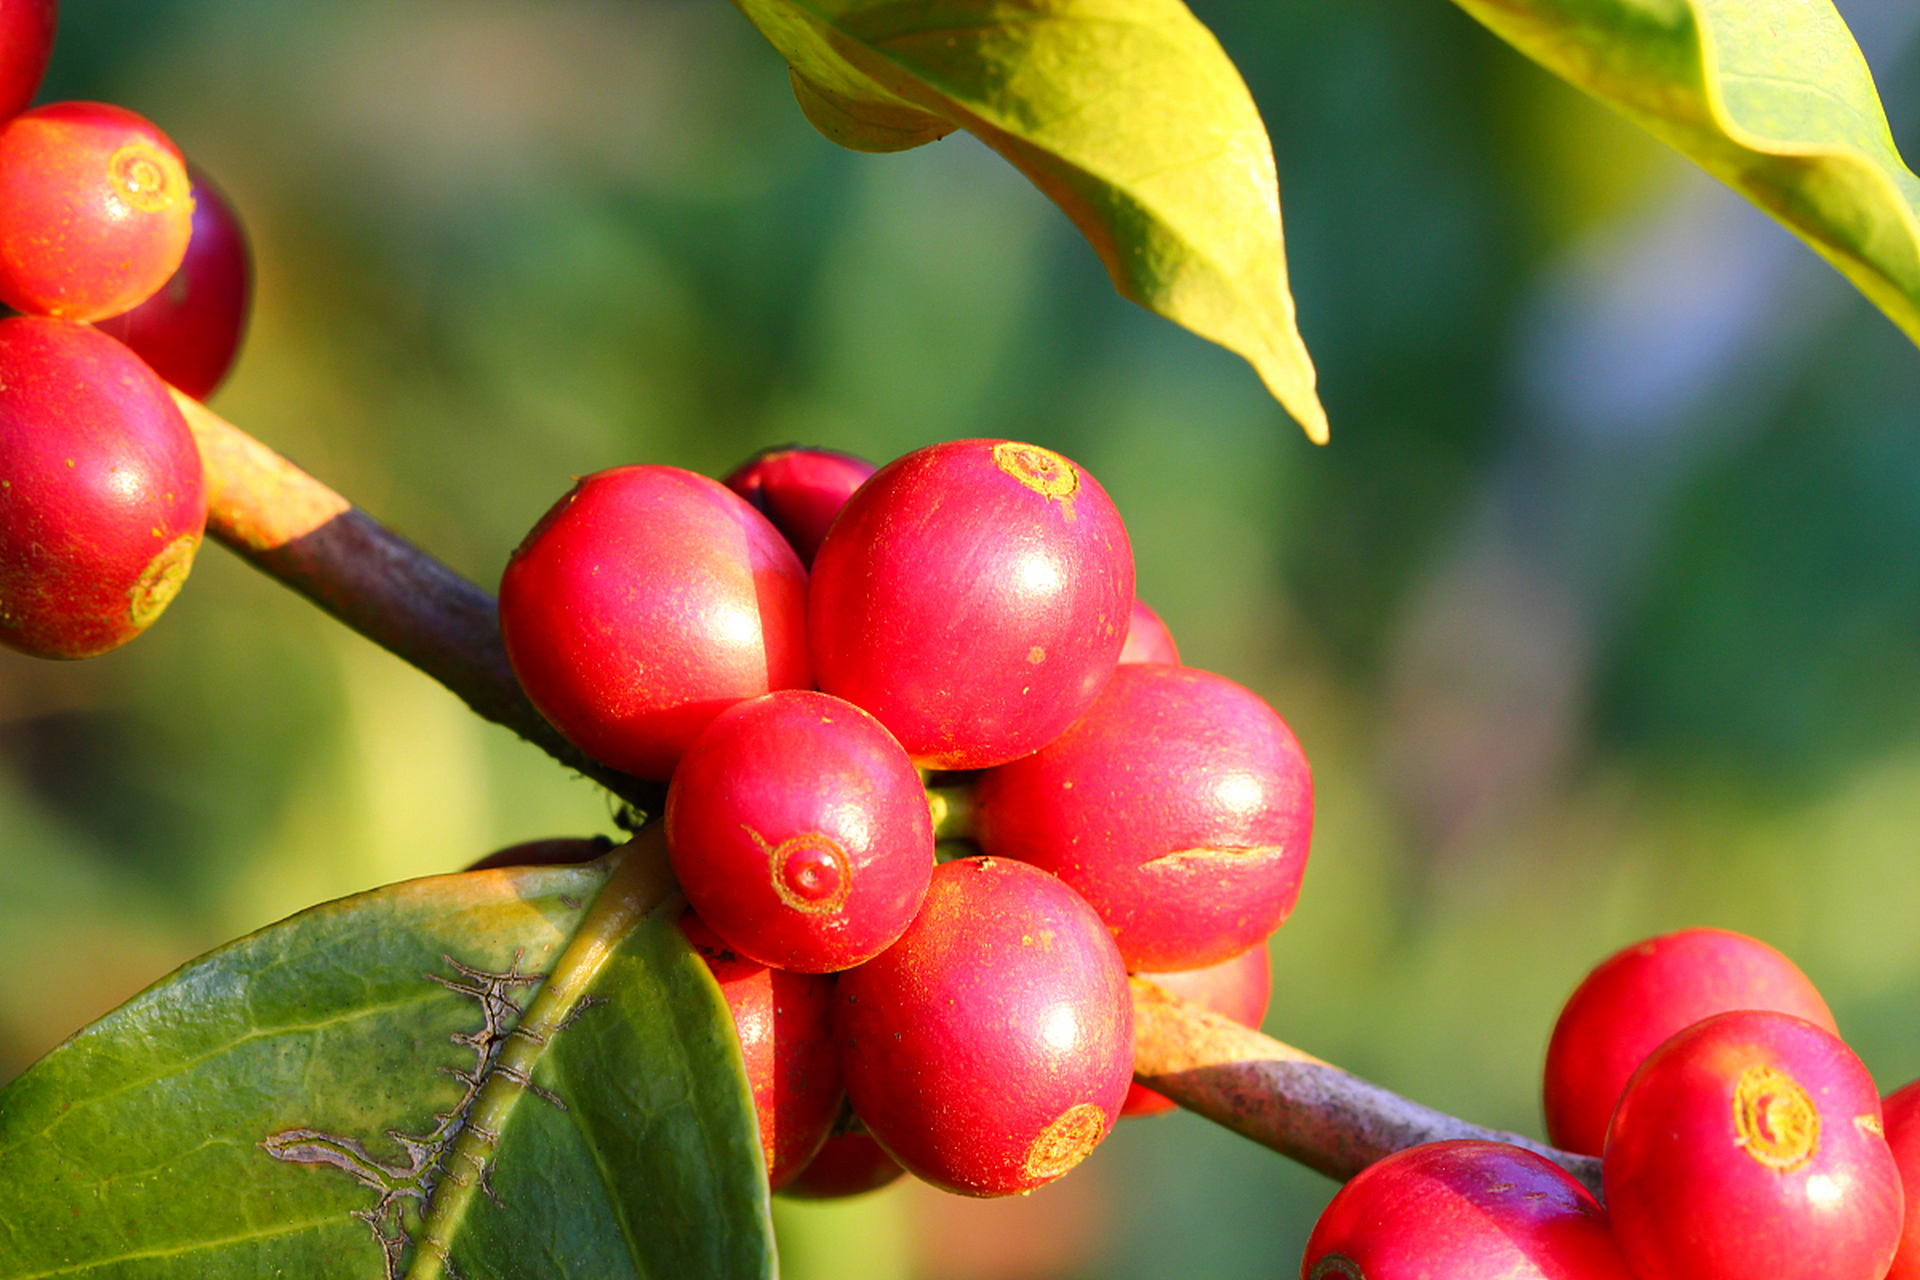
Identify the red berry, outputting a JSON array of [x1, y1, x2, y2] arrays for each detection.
[[462, 836, 611, 872], [779, 1129, 907, 1200], [95, 165, 251, 400], [499, 465, 812, 780], [1118, 597, 1179, 665], [1543, 927, 1835, 1157], [681, 912, 843, 1191], [1604, 1010, 1903, 1280], [808, 439, 1133, 770], [1301, 1140, 1634, 1280], [666, 690, 934, 974], [1878, 1078, 1920, 1280], [1123, 942, 1270, 1117], [723, 446, 875, 568], [835, 857, 1133, 1196], [0, 0, 56, 122], [976, 664, 1312, 971], [0, 316, 205, 658], [0, 102, 195, 322]]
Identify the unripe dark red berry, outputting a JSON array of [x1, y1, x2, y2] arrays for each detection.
[[0, 0, 57, 123], [1882, 1078, 1920, 1280], [0, 316, 205, 658], [1123, 942, 1270, 1117], [1543, 927, 1835, 1157], [681, 912, 842, 1191], [499, 465, 812, 780], [462, 835, 613, 873], [1301, 1140, 1634, 1280], [723, 446, 875, 568], [95, 165, 251, 401], [808, 439, 1133, 769], [976, 664, 1312, 972], [667, 690, 933, 974], [779, 1127, 907, 1200], [1604, 1010, 1902, 1280], [836, 857, 1133, 1196], [0, 102, 195, 322], [1118, 597, 1179, 665]]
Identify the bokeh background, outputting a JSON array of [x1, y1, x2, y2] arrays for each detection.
[[3, 0, 1920, 1273]]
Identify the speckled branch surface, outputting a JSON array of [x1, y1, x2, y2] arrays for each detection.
[[185, 395, 1600, 1194]]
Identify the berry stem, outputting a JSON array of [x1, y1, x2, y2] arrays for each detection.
[[172, 389, 664, 814], [179, 393, 1602, 1191], [1129, 977, 1603, 1197]]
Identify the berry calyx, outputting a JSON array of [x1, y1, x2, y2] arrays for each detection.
[[808, 438, 1133, 769], [0, 315, 206, 658], [835, 857, 1133, 1196], [95, 164, 252, 401], [1543, 927, 1836, 1157], [499, 465, 812, 780], [0, 102, 195, 322], [666, 690, 934, 974]]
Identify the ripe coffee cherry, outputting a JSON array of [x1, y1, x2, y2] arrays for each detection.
[[809, 439, 1133, 770], [499, 465, 811, 780], [723, 446, 875, 568], [1543, 927, 1835, 1156], [976, 664, 1312, 972], [0, 316, 205, 658], [1883, 1078, 1920, 1280], [1118, 597, 1179, 665], [0, 0, 56, 122], [1123, 942, 1270, 1117], [1301, 1140, 1634, 1280], [666, 690, 933, 974], [779, 1127, 907, 1200], [0, 102, 195, 322], [1604, 1010, 1902, 1280], [681, 913, 842, 1191], [836, 857, 1133, 1196], [95, 165, 251, 400], [462, 835, 612, 872]]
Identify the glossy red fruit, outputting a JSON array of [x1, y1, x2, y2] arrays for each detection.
[[95, 165, 251, 400], [0, 0, 56, 122], [462, 835, 612, 873], [1878, 1078, 1920, 1280], [976, 664, 1312, 972], [1543, 927, 1836, 1157], [1301, 1140, 1634, 1280], [836, 857, 1133, 1196], [779, 1127, 907, 1200], [0, 316, 205, 658], [681, 912, 842, 1191], [1118, 597, 1179, 665], [808, 439, 1133, 770], [1123, 942, 1270, 1117], [499, 465, 812, 780], [1604, 1010, 1902, 1280], [723, 446, 875, 568], [667, 690, 933, 974], [0, 102, 195, 322]]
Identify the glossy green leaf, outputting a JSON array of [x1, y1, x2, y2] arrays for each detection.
[[0, 839, 773, 1280], [730, 0, 1329, 442], [1453, 0, 1920, 347]]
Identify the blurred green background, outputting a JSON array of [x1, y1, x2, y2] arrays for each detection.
[[3, 0, 1920, 1274]]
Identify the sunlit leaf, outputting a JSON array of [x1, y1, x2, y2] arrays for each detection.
[[0, 837, 774, 1279], [1454, 0, 1920, 348], [730, 0, 1329, 442]]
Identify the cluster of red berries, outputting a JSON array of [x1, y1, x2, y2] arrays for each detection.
[[1300, 926, 1920, 1280], [496, 440, 1314, 1197], [0, 1, 252, 661]]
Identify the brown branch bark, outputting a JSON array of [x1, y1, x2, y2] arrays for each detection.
[[183, 394, 1599, 1195], [174, 391, 664, 815]]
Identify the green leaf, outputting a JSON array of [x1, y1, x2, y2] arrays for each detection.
[[1452, 0, 1920, 349], [0, 836, 774, 1280], [730, 0, 1329, 442]]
